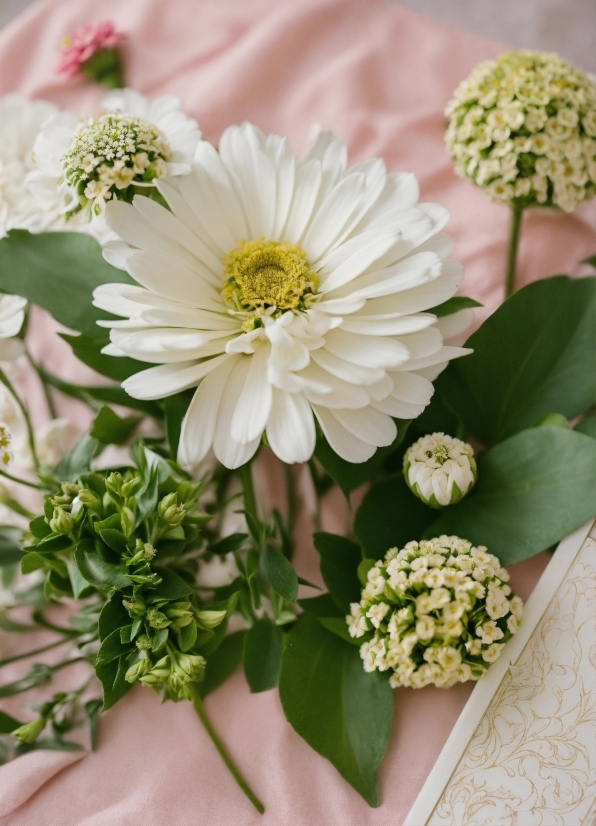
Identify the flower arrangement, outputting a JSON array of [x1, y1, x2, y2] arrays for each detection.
[[0, 34, 594, 815]]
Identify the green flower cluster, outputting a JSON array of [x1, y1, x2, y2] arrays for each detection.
[[445, 50, 596, 212], [347, 536, 523, 689]]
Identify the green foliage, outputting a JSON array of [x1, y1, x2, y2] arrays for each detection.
[[201, 632, 246, 697], [428, 428, 596, 563], [436, 276, 596, 445], [262, 545, 298, 603], [279, 616, 393, 806], [428, 296, 482, 317], [354, 475, 435, 558], [243, 618, 283, 692], [0, 231, 132, 336], [575, 413, 595, 439], [312, 532, 362, 612], [54, 434, 100, 482], [90, 407, 140, 446], [0, 528, 23, 567]]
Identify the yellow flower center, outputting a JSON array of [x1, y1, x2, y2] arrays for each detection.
[[222, 238, 319, 329]]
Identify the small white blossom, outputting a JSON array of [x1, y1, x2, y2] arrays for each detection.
[[347, 536, 522, 689], [404, 432, 477, 508], [0, 422, 14, 467], [446, 50, 596, 212]]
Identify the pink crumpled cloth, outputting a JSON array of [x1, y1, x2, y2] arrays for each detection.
[[0, 0, 594, 824]]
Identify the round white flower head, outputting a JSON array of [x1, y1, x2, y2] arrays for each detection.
[[404, 432, 476, 508], [27, 89, 201, 222], [92, 124, 472, 469], [0, 94, 61, 237], [445, 50, 596, 213], [347, 536, 522, 689]]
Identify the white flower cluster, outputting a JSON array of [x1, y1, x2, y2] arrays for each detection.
[[445, 50, 596, 213], [404, 432, 476, 508], [347, 536, 523, 689], [61, 113, 171, 217]]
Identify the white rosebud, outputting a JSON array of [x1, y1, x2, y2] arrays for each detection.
[[404, 433, 477, 508]]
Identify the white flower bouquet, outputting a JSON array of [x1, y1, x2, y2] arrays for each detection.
[[0, 28, 594, 814]]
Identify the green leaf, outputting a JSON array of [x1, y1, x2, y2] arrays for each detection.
[[61, 333, 147, 382], [427, 427, 596, 564], [279, 616, 393, 806], [96, 655, 133, 710], [355, 475, 435, 558], [428, 295, 483, 317], [96, 627, 133, 667], [243, 617, 283, 693], [98, 592, 130, 641], [162, 392, 192, 457], [313, 532, 362, 612], [315, 419, 410, 496], [262, 545, 299, 603], [436, 276, 596, 445], [67, 559, 94, 599], [575, 413, 596, 439], [202, 631, 246, 697], [90, 406, 139, 446], [85, 699, 103, 750], [75, 538, 129, 590], [54, 434, 100, 481], [208, 533, 248, 556], [29, 517, 51, 541], [99, 529, 128, 555], [0, 710, 22, 733], [298, 593, 344, 618], [318, 617, 360, 645], [148, 568, 194, 601], [0, 527, 23, 566], [582, 253, 596, 269], [178, 620, 198, 652], [0, 231, 132, 335], [532, 412, 569, 429]]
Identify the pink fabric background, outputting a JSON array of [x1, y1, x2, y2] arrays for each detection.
[[0, 0, 594, 823]]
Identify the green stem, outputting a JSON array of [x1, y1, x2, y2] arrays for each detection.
[[283, 463, 297, 538], [0, 495, 35, 519], [0, 638, 70, 669], [25, 349, 58, 419], [0, 367, 39, 472], [505, 202, 524, 299], [0, 468, 45, 491], [189, 686, 265, 814], [238, 462, 258, 522]]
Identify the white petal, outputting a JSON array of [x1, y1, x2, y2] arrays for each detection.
[[318, 228, 400, 293], [231, 343, 272, 444], [372, 396, 427, 419], [312, 405, 376, 463], [111, 327, 230, 363], [331, 406, 396, 447], [392, 345, 472, 372], [301, 362, 370, 409], [311, 348, 385, 386], [213, 357, 261, 469], [324, 328, 409, 368], [282, 160, 322, 243], [397, 327, 443, 360], [178, 356, 239, 465], [266, 389, 316, 463], [302, 172, 366, 262], [340, 313, 436, 336], [390, 372, 434, 405], [434, 308, 475, 341], [126, 250, 220, 309], [123, 354, 232, 400], [328, 251, 443, 302]]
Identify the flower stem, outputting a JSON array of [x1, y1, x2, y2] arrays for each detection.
[[0, 367, 40, 472], [0, 638, 71, 669], [189, 685, 265, 814], [238, 462, 258, 522], [0, 468, 45, 491], [505, 202, 524, 299], [25, 348, 58, 419]]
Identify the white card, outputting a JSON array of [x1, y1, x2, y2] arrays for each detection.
[[405, 519, 596, 826]]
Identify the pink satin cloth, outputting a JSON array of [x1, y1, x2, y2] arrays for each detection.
[[0, 0, 594, 823]]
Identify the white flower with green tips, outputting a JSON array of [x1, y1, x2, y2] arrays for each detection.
[[404, 432, 476, 508]]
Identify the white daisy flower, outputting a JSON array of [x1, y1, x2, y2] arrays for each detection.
[[92, 125, 471, 468], [0, 94, 60, 238], [26, 89, 201, 224]]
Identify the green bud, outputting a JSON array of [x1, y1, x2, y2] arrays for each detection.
[[123, 595, 146, 618], [168, 652, 206, 700], [125, 658, 151, 684], [176, 480, 202, 506], [158, 493, 186, 526], [77, 488, 101, 511], [49, 506, 74, 535], [121, 477, 142, 498], [120, 506, 136, 535], [12, 717, 46, 744], [105, 472, 124, 496], [135, 634, 153, 651], [126, 539, 157, 566], [196, 609, 227, 630], [147, 607, 171, 629], [139, 655, 171, 690]]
